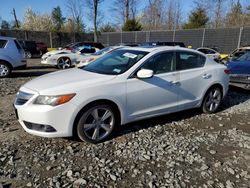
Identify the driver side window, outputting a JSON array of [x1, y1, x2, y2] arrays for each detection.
[[140, 52, 175, 74]]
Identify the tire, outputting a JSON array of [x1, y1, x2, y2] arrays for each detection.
[[25, 51, 32, 58], [0, 62, 11, 78], [202, 87, 222, 114], [57, 57, 71, 69], [76, 104, 117, 143]]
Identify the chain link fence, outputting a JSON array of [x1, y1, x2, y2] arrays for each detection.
[[0, 29, 93, 48], [99, 27, 250, 53], [1, 27, 250, 53]]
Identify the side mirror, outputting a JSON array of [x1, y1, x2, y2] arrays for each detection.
[[137, 69, 153, 79]]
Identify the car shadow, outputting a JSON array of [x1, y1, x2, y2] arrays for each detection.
[[11, 70, 55, 78], [109, 86, 250, 141], [11, 65, 58, 78]]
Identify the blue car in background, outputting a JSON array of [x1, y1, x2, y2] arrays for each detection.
[[227, 52, 250, 90]]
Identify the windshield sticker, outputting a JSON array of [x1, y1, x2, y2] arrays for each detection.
[[123, 52, 137, 59], [113, 69, 121, 73]]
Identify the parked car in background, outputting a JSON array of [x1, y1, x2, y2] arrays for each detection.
[[141, 41, 186, 47], [63, 42, 104, 51], [19, 40, 41, 58], [41, 45, 99, 69], [15, 46, 229, 143], [36, 42, 48, 55], [221, 46, 250, 64], [226, 51, 250, 90], [0, 36, 26, 78], [116, 42, 140, 47], [75, 46, 124, 67], [196, 47, 221, 61]]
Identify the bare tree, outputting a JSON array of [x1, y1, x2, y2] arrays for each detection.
[[111, 0, 138, 25], [211, 0, 227, 28], [66, 0, 84, 32], [162, 0, 182, 30], [142, 0, 165, 30], [86, 0, 104, 42]]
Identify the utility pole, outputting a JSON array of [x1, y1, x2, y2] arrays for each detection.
[[12, 8, 19, 28]]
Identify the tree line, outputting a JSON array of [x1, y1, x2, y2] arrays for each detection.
[[1, 0, 250, 41]]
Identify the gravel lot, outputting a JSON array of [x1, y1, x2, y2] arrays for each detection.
[[1, 59, 250, 188]]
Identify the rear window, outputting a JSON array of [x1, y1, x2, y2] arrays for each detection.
[[14, 40, 22, 50], [25, 41, 37, 48], [0, 40, 7, 48]]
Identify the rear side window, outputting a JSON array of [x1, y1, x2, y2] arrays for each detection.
[[80, 48, 96, 54], [0, 40, 7, 48], [14, 40, 22, 50], [198, 48, 216, 54], [176, 51, 206, 70]]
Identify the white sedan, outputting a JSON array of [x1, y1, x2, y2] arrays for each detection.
[[41, 46, 99, 69], [196, 47, 221, 61], [75, 46, 124, 67], [15, 46, 229, 143]]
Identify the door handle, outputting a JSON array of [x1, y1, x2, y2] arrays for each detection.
[[203, 74, 212, 79]]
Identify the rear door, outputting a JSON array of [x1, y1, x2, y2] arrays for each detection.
[[175, 51, 211, 110]]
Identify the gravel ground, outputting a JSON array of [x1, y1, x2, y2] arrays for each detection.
[[1, 59, 250, 188]]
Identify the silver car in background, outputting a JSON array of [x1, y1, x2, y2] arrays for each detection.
[[0, 36, 26, 78]]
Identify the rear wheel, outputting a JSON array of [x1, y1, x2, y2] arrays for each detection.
[[0, 62, 11, 78], [25, 51, 32, 58], [202, 87, 222, 114], [76, 104, 117, 143], [57, 57, 71, 69]]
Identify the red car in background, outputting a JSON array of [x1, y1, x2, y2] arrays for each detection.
[[36, 42, 48, 55]]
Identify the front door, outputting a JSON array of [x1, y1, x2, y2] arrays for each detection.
[[126, 51, 179, 121]]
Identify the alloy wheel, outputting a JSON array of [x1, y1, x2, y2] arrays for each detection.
[[0, 63, 10, 77], [77, 105, 116, 143], [203, 88, 222, 113], [57, 57, 71, 69]]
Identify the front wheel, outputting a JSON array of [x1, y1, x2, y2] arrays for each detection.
[[202, 87, 222, 114], [76, 104, 117, 143], [57, 57, 71, 69]]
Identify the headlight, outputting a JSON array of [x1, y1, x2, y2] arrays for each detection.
[[34, 94, 75, 106]]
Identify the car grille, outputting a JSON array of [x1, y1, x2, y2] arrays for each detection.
[[15, 91, 33, 105], [230, 74, 250, 82]]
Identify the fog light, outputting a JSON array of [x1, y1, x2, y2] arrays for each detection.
[[23, 121, 56, 132]]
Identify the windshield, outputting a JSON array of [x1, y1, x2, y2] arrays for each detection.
[[237, 52, 250, 61], [93, 47, 112, 55], [83, 49, 148, 75]]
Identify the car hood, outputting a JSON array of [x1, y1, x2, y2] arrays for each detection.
[[22, 68, 116, 94], [227, 60, 250, 74], [45, 49, 72, 56]]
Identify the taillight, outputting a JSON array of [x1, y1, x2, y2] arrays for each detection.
[[224, 69, 231, 74]]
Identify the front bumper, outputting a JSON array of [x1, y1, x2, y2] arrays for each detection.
[[229, 74, 250, 90], [14, 87, 77, 138], [41, 57, 57, 65]]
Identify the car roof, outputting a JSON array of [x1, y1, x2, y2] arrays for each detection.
[[118, 46, 197, 53]]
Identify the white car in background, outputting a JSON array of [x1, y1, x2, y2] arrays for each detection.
[[15, 46, 229, 143], [196, 47, 221, 61], [41, 46, 99, 69], [75, 46, 124, 67]]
